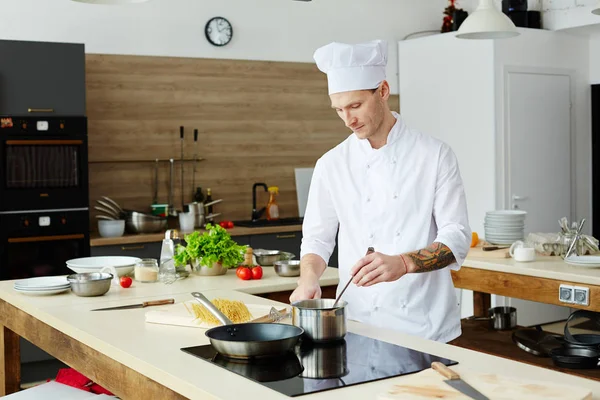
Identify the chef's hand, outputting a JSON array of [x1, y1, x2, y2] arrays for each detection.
[[350, 252, 408, 287], [289, 280, 322, 303]]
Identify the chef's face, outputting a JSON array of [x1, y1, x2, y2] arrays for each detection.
[[330, 81, 390, 139]]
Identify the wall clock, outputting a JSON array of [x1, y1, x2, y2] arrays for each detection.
[[205, 17, 233, 47]]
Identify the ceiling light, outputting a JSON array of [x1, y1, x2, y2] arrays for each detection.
[[456, 0, 520, 40]]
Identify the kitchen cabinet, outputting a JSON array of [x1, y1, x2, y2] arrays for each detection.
[[232, 235, 251, 247], [91, 242, 162, 260], [0, 39, 86, 116], [398, 29, 586, 325]]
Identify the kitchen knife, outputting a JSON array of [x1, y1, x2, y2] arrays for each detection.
[[90, 299, 175, 311], [431, 362, 490, 400]]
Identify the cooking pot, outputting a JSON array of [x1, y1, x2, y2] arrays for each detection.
[[468, 306, 517, 330], [291, 298, 347, 343]]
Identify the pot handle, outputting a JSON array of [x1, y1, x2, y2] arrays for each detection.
[[191, 292, 233, 326], [564, 310, 600, 345]]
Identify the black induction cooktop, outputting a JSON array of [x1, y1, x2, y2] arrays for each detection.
[[181, 332, 457, 397]]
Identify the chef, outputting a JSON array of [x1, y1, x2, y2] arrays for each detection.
[[289, 40, 471, 343]]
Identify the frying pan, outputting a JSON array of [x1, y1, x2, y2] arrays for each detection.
[[191, 292, 304, 359]]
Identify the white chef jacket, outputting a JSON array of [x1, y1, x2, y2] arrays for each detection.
[[300, 112, 471, 343]]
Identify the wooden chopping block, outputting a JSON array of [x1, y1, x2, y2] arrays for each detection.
[[377, 367, 591, 400], [468, 244, 510, 259]]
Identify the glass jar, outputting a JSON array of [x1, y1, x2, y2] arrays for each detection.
[[560, 233, 585, 257], [134, 258, 159, 283]]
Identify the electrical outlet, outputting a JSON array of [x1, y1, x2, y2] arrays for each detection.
[[559, 284, 574, 304], [574, 286, 590, 306]]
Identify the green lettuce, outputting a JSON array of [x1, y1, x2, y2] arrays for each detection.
[[174, 223, 246, 268]]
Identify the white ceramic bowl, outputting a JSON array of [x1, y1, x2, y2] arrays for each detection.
[[98, 219, 126, 238], [66, 256, 140, 277]]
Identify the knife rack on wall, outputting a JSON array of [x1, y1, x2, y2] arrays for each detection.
[[84, 54, 400, 229]]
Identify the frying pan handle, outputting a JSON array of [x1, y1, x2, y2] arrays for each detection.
[[191, 292, 233, 326]]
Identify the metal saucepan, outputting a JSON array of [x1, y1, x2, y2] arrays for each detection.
[[468, 306, 517, 330], [191, 292, 304, 359], [291, 298, 347, 343]]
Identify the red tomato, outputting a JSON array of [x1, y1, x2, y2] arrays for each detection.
[[119, 276, 132, 288], [251, 266, 263, 280], [219, 221, 228, 228], [236, 266, 252, 280], [226, 221, 234, 229]]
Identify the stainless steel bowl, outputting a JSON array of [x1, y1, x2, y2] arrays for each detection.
[[254, 249, 282, 266], [67, 272, 113, 297], [274, 260, 301, 277], [125, 211, 168, 234]]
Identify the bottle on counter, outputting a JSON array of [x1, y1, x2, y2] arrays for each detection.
[[158, 230, 177, 284], [206, 188, 213, 215], [266, 186, 280, 221]]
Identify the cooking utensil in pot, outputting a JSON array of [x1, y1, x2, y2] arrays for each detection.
[[94, 205, 120, 220], [191, 292, 304, 359], [333, 247, 374, 307], [102, 196, 124, 214], [292, 298, 347, 343], [467, 306, 517, 330]]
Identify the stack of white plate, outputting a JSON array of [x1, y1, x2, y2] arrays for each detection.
[[14, 276, 71, 296], [484, 210, 526, 245], [564, 255, 600, 268], [66, 256, 140, 277]]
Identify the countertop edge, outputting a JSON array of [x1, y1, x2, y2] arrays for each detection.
[[90, 224, 303, 247]]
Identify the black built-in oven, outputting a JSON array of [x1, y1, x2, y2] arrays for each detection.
[[0, 209, 90, 280], [0, 116, 88, 211]]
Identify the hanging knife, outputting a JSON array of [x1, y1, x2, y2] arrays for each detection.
[[90, 299, 175, 311]]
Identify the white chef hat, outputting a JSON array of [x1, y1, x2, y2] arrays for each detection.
[[313, 40, 388, 95]]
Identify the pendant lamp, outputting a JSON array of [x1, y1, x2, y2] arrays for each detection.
[[456, 0, 520, 39]]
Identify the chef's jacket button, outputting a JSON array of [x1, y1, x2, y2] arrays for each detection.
[[367, 164, 371, 169], [395, 231, 400, 236], [366, 197, 371, 202], [401, 302, 406, 308], [391, 159, 397, 164], [369, 233, 374, 239], [393, 193, 398, 199]]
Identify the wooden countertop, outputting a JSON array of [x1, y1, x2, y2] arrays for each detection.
[[90, 224, 303, 247], [2, 272, 600, 399], [464, 253, 600, 286]]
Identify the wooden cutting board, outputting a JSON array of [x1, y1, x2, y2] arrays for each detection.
[[378, 367, 592, 400], [468, 244, 510, 259]]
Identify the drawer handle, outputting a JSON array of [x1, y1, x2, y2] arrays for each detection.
[[27, 108, 54, 113], [121, 245, 145, 251], [276, 234, 296, 239]]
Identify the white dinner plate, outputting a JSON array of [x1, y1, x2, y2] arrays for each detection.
[[13, 287, 70, 296], [66, 256, 141, 268], [14, 276, 69, 289], [565, 256, 600, 264]]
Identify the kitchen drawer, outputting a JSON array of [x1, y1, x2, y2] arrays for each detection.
[[90, 242, 162, 260]]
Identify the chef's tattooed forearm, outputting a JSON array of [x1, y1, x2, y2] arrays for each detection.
[[404, 242, 456, 273]]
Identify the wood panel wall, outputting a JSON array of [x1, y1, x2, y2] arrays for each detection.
[[86, 54, 399, 230]]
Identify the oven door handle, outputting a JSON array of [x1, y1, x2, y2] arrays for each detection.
[[8, 234, 85, 243]]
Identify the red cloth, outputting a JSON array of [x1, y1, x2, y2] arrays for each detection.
[[55, 368, 114, 396]]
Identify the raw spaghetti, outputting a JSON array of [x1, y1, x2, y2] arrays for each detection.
[[185, 299, 252, 325]]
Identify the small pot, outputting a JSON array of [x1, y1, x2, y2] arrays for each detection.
[[192, 260, 227, 276], [468, 306, 517, 330], [291, 299, 347, 343]]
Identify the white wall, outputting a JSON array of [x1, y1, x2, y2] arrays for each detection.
[[0, 0, 461, 95]]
